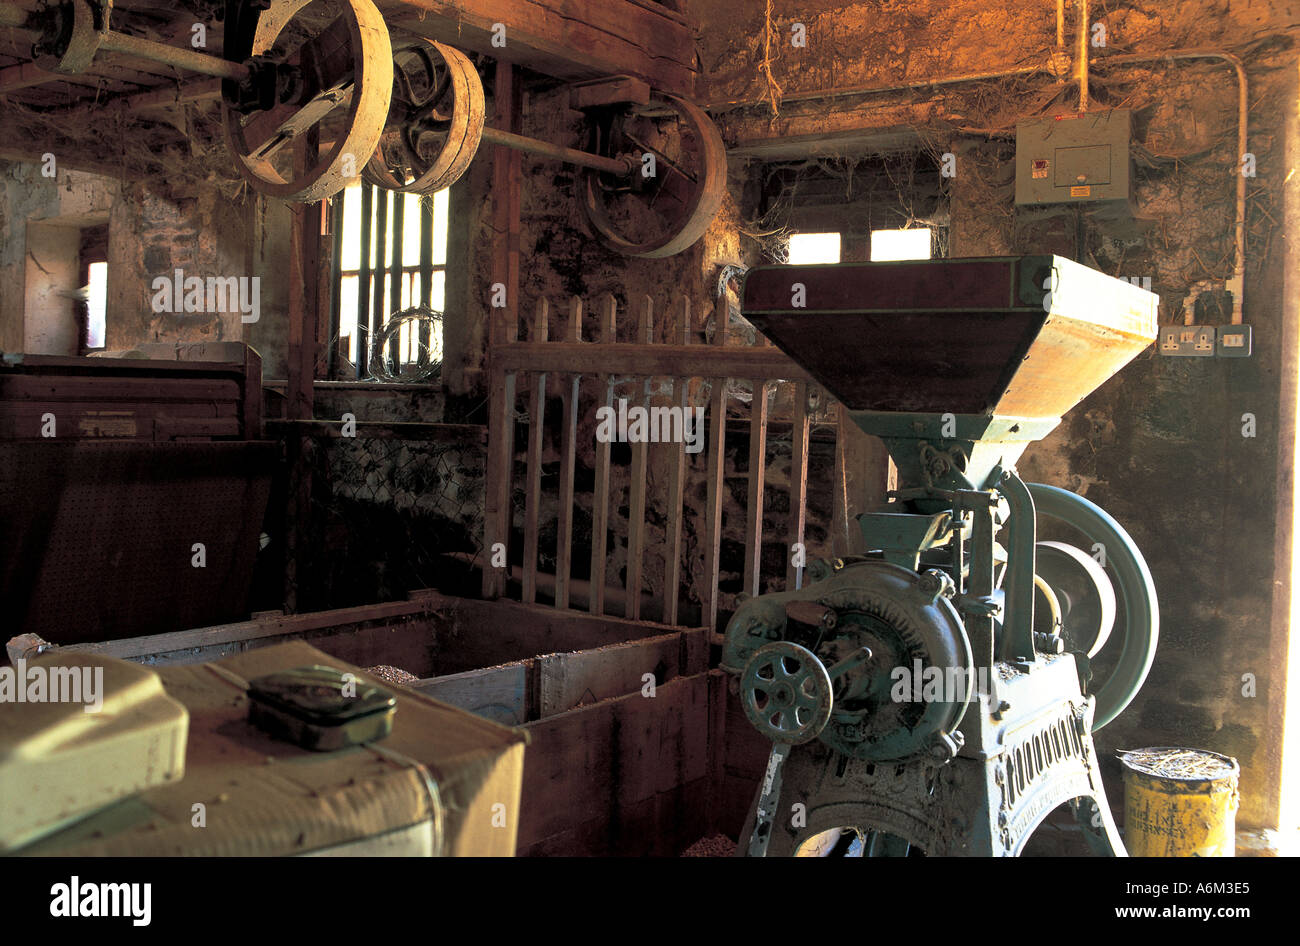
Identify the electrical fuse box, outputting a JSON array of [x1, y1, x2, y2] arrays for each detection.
[[1016, 109, 1132, 206]]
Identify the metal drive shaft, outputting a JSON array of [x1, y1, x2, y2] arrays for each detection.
[[0, 2, 249, 81]]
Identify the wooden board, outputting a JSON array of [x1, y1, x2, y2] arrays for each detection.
[[661, 296, 691, 625], [52, 590, 711, 681], [411, 662, 529, 725], [743, 379, 769, 596], [702, 293, 730, 629], [588, 295, 617, 615], [522, 299, 549, 604], [382, 0, 696, 96], [492, 342, 814, 381], [786, 381, 811, 589], [517, 672, 710, 854], [623, 297, 653, 618], [482, 64, 522, 600], [554, 297, 583, 610], [536, 627, 708, 715]]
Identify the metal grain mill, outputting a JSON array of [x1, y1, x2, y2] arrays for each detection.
[[727, 256, 1160, 856]]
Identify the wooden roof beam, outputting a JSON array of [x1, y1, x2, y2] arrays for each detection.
[[377, 0, 697, 96]]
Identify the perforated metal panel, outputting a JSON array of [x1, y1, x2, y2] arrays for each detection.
[[0, 442, 275, 642]]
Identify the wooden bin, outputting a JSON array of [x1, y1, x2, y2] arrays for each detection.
[[41, 589, 768, 856]]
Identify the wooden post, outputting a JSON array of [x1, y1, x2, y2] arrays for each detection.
[[354, 182, 373, 379], [624, 296, 653, 619], [589, 295, 618, 615], [489, 63, 522, 347], [702, 292, 730, 630], [555, 297, 582, 609], [370, 188, 388, 369], [522, 299, 549, 604], [832, 403, 853, 558], [482, 62, 523, 599], [743, 380, 770, 597], [483, 324, 518, 599], [785, 382, 811, 589], [285, 131, 323, 612], [662, 296, 690, 625]]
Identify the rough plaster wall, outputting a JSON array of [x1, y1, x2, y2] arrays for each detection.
[[0, 163, 116, 351], [1, 159, 259, 357], [106, 180, 253, 351], [22, 223, 81, 354], [246, 196, 293, 380], [696, 0, 1287, 104], [688, 0, 1297, 827]]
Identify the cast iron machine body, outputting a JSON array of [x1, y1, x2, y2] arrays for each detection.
[[726, 256, 1159, 856]]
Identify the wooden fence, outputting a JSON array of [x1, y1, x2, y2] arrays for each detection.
[[483, 290, 893, 629]]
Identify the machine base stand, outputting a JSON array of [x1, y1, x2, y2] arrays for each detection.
[[738, 683, 1126, 857]]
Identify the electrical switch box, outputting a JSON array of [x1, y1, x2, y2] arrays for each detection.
[[1158, 324, 1253, 358], [1016, 109, 1132, 206], [1217, 324, 1252, 357]]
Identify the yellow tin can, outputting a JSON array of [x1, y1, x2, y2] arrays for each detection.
[[1120, 747, 1240, 857]]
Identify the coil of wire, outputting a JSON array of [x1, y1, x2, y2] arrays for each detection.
[[368, 306, 444, 382]]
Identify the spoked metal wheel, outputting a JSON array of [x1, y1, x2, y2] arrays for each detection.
[[740, 641, 833, 745], [222, 0, 393, 202], [579, 93, 727, 258], [363, 39, 484, 193]]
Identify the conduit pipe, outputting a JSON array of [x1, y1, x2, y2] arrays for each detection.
[[705, 39, 1250, 323], [1099, 50, 1248, 323], [1076, 0, 1089, 111]]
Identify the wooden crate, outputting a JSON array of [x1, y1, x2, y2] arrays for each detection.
[[38, 589, 765, 856]]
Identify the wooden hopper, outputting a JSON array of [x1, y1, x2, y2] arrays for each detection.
[[742, 255, 1158, 487]]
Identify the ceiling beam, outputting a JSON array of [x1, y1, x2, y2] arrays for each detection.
[[378, 0, 697, 96]]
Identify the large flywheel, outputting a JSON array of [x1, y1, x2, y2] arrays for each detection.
[[579, 94, 727, 258], [1029, 483, 1159, 731], [362, 39, 484, 193], [222, 0, 393, 203], [3, 0, 725, 254]]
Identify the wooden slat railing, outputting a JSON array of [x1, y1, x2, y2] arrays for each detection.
[[483, 288, 877, 629]]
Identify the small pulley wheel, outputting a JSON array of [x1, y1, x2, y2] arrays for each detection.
[[1034, 539, 1116, 658], [740, 641, 833, 745], [363, 39, 484, 193], [222, 0, 393, 202], [579, 93, 727, 258]]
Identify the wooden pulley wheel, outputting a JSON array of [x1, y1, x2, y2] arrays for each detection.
[[222, 0, 393, 203], [363, 39, 485, 194], [579, 93, 727, 259]]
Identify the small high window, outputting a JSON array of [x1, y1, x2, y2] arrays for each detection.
[[787, 232, 841, 265], [870, 228, 932, 261]]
